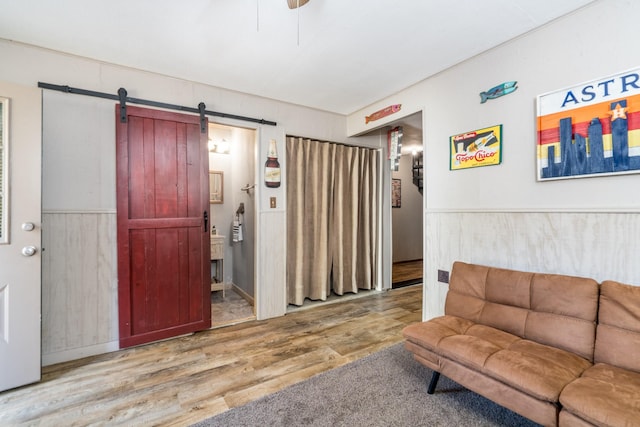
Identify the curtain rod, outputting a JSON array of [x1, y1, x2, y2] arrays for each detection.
[[286, 134, 381, 151], [38, 82, 277, 127]]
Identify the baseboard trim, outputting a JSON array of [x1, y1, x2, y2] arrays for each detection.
[[42, 341, 120, 366], [230, 282, 255, 306], [392, 279, 423, 289]]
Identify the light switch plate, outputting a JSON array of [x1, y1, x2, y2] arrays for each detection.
[[437, 270, 449, 284]]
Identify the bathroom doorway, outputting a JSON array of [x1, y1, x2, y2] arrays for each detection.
[[208, 122, 257, 327]]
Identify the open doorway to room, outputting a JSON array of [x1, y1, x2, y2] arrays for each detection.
[[345, 111, 424, 294], [208, 122, 257, 327], [388, 112, 424, 289]]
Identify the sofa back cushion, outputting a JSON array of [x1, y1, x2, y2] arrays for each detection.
[[445, 261, 599, 361], [595, 280, 640, 372]]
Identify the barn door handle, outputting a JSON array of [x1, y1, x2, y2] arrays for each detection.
[[203, 211, 208, 232]]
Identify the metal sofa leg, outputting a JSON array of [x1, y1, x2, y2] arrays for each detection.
[[427, 372, 441, 394]]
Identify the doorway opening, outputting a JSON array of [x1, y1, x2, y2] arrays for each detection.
[[357, 111, 424, 291], [208, 123, 256, 327], [389, 112, 423, 289]]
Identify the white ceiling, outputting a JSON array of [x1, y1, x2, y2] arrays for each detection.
[[0, 0, 595, 115]]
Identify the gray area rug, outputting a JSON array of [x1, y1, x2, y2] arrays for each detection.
[[192, 343, 540, 427]]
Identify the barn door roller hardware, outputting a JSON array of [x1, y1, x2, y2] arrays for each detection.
[[118, 88, 127, 123], [198, 102, 207, 133], [38, 82, 277, 131]]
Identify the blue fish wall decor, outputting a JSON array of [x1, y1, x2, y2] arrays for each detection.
[[480, 81, 518, 103]]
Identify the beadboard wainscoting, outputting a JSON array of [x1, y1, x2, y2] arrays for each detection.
[[424, 211, 640, 321], [256, 210, 287, 320], [41, 212, 119, 365]]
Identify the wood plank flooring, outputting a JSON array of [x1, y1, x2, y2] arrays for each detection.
[[392, 259, 423, 287], [0, 285, 422, 426]]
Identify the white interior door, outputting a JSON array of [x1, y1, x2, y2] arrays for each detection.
[[0, 82, 42, 392]]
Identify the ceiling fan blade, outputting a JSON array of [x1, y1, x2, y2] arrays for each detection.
[[287, 0, 309, 9]]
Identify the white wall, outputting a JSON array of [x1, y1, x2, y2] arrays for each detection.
[[0, 38, 381, 364], [349, 0, 640, 320]]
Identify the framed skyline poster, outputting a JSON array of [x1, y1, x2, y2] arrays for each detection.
[[537, 67, 640, 180], [450, 124, 502, 170]]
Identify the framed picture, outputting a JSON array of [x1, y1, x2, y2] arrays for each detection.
[[209, 171, 223, 204], [391, 178, 401, 208], [537, 67, 640, 180], [412, 151, 423, 191], [388, 126, 403, 171], [450, 124, 502, 170]]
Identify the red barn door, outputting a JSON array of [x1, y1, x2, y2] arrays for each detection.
[[116, 105, 211, 348]]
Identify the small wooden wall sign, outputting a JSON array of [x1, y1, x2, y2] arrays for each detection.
[[365, 104, 401, 124]]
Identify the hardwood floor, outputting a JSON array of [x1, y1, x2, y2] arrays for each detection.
[[0, 285, 422, 426], [392, 259, 423, 287]]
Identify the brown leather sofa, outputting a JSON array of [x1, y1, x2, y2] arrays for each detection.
[[403, 261, 640, 426], [559, 279, 640, 426]]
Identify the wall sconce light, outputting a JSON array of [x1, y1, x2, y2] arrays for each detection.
[[208, 138, 231, 154]]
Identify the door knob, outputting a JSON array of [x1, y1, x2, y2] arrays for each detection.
[[21, 246, 37, 257]]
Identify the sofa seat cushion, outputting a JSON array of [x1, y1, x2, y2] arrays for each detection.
[[403, 316, 592, 402], [403, 315, 476, 350], [437, 324, 521, 369], [560, 363, 640, 427], [484, 340, 592, 402]]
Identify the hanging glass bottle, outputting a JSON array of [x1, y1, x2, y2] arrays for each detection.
[[265, 139, 281, 188]]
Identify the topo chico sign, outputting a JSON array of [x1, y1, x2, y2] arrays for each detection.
[[450, 124, 503, 171], [537, 67, 640, 180]]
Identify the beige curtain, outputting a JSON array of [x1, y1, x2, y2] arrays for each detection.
[[286, 136, 379, 306]]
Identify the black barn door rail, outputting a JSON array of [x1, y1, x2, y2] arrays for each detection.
[[38, 82, 277, 132]]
